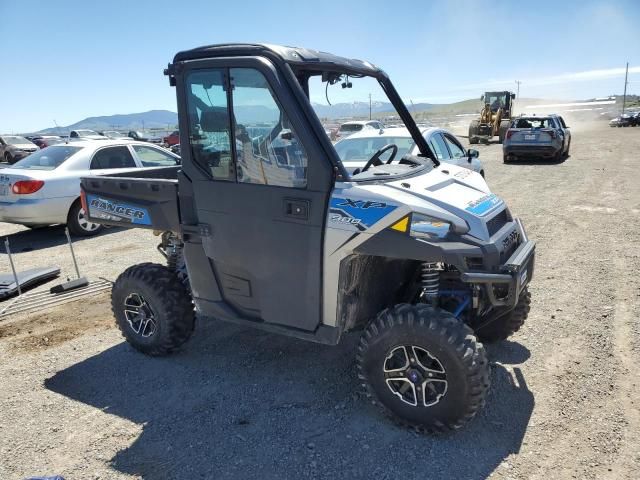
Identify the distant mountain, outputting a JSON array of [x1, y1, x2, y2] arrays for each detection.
[[37, 110, 179, 134], [36, 107, 283, 134], [311, 101, 435, 119]]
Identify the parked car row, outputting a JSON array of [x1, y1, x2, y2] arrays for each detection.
[[1, 129, 181, 165], [609, 112, 640, 127], [0, 139, 181, 235]]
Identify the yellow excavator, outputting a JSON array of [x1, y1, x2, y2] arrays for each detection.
[[468, 91, 516, 144]]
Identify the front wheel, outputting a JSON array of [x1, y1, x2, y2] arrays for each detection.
[[475, 288, 531, 343], [67, 200, 103, 236], [4, 152, 14, 164], [468, 120, 479, 144], [112, 263, 195, 356], [357, 304, 490, 433]]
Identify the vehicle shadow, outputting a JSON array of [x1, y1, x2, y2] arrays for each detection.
[[45, 320, 534, 480], [0, 225, 125, 253]]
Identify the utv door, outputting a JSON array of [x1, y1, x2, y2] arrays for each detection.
[[176, 58, 333, 331]]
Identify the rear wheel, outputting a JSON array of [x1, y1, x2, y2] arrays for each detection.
[[475, 288, 531, 343], [112, 263, 195, 356], [357, 304, 489, 433], [67, 199, 103, 236], [554, 148, 563, 162], [468, 121, 479, 144], [565, 138, 571, 158]]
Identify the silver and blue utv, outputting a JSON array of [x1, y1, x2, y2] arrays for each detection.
[[80, 43, 535, 433]]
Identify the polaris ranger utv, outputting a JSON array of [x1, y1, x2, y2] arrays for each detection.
[[80, 44, 535, 433]]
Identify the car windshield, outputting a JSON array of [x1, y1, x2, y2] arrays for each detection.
[[76, 130, 99, 136], [7, 145, 83, 170], [335, 136, 414, 163], [308, 74, 428, 180], [513, 117, 555, 128], [5, 136, 30, 144]]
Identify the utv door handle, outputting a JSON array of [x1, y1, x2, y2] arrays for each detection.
[[284, 198, 310, 220]]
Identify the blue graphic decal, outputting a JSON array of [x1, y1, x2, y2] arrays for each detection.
[[329, 197, 397, 228], [465, 194, 501, 216], [86, 194, 151, 225]]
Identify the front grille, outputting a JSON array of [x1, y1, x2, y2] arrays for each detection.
[[487, 209, 508, 237]]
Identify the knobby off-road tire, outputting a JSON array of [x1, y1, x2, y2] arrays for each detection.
[[475, 287, 531, 343], [357, 304, 490, 434], [112, 263, 195, 356]]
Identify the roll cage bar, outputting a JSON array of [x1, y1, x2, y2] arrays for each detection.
[[166, 43, 439, 176]]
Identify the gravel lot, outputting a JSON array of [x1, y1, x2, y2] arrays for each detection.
[[1, 124, 639, 479]]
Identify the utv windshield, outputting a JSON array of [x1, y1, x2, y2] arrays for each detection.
[[307, 74, 434, 180]]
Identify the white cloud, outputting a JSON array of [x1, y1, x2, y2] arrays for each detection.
[[410, 66, 639, 103]]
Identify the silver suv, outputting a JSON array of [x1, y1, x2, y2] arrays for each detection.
[[503, 114, 571, 163]]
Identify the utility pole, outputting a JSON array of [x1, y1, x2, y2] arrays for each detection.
[[622, 62, 629, 114], [514, 80, 521, 116], [369, 93, 372, 120]]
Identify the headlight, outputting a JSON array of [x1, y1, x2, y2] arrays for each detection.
[[409, 213, 451, 240]]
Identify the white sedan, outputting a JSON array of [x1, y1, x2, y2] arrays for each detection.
[[0, 139, 180, 235], [334, 127, 485, 177]]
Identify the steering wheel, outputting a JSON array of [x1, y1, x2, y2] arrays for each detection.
[[361, 144, 398, 172]]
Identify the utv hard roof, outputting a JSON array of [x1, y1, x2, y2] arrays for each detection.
[[172, 43, 381, 76]]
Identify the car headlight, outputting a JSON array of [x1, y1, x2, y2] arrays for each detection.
[[409, 213, 452, 240]]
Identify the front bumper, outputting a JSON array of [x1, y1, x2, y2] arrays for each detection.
[[12, 150, 36, 160], [504, 145, 559, 158], [461, 238, 535, 307]]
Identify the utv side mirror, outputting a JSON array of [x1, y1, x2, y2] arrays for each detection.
[[467, 149, 479, 159], [480, 95, 484, 101], [280, 131, 293, 141], [511, 93, 516, 99]]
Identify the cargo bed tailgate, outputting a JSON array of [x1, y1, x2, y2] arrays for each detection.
[[80, 174, 180, 232]]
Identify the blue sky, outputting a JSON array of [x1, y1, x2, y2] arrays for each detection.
[[1, 0, 638, 132]]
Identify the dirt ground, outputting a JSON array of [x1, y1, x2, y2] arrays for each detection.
[[1, 124, 639, 480]]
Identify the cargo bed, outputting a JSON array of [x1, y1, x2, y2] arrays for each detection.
[[80, 166, 181, 232]]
